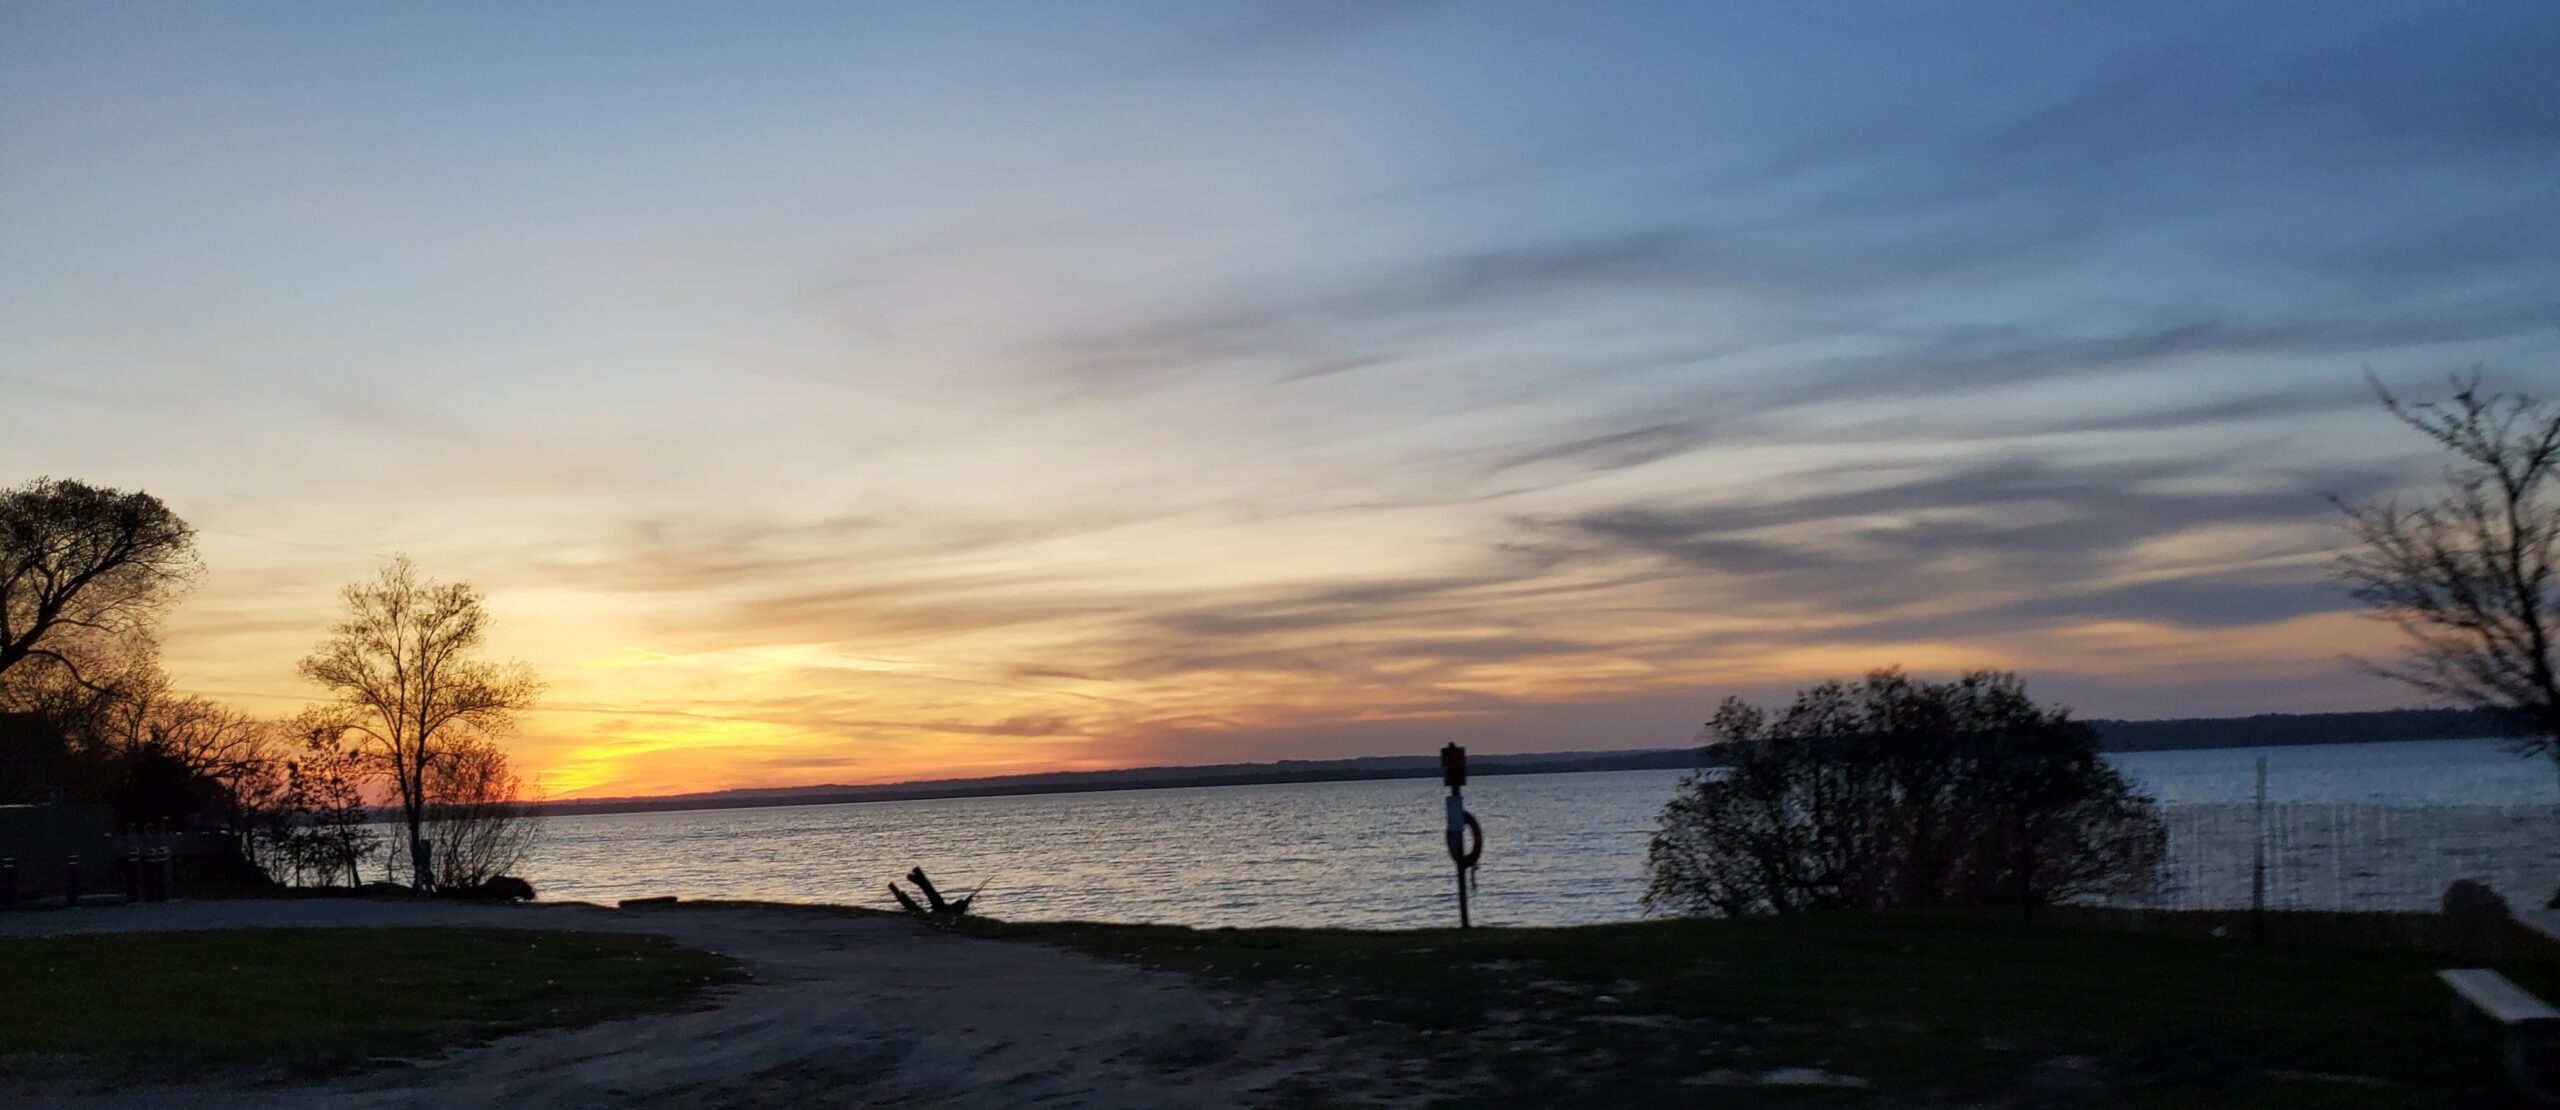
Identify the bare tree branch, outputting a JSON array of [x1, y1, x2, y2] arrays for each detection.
[[2334, 370, 2560, 759]]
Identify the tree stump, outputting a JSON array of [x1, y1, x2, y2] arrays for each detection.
[[889, 866, 976, 922]]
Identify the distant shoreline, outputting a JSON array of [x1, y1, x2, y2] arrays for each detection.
[[534, 748, 1707, 817], [535, 706, 2532, 818]]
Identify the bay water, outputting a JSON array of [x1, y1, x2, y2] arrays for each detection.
[[523, 739, 2560, 928]]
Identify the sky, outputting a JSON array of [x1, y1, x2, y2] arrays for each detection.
[[3, 2, 2557, 799]]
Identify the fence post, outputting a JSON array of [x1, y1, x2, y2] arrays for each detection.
[[1, 857, 15, 910], [64, 854, 81, 907], [2250, 755, 2268, 942]]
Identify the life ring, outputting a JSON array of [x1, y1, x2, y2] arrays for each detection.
[[1445, 810, 1484, 871]]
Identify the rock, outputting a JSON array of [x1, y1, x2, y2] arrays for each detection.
[[482, 876, 537, 902], [440, 876, 537, 902], [2442, 878, 2509, 920]]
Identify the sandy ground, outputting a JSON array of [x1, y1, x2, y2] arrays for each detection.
[[0, 899, 1415, 1108]]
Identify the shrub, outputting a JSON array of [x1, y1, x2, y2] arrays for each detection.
[[421, 737, 541, 890], [1645, 669, 2166, 917]]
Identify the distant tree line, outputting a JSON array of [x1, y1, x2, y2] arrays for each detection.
[[2086, 707, 2535, 752], [541, 748, 1714, 816], [0, 477, 542, 893]]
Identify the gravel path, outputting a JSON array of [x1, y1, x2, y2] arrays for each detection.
[[0, 899, 1403, 1108]]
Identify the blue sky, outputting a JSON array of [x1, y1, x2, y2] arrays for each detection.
[[3, 2, 2556, 795]]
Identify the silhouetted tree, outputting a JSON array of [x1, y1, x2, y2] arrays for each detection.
[[229, 752, 298, 879], [421, 735, 540, 889], [0, 709, 83, 804], [1, 665, 277, 828], [232, 733, 378, 888], [0, 479, 201, 807], [2335, 372, 2560, 764], [99, 678, 275, 822], [1645, 669, 2166, 917], [112, 745, 225, 828], [0, 478, 198, 689], [0, 481, 281, 870], [282, 738, 381, 887], [299, 557, 540, 890]]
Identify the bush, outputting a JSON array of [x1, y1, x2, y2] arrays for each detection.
[[1645, 669, 2166, 917], [421, 738, 540, 890]]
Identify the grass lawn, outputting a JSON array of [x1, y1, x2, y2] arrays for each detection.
[[0, 927, 740, 1075], [972, 911, 2557, 1107]]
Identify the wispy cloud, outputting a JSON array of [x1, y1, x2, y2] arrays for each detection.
[[6, 2, 2555, 795]]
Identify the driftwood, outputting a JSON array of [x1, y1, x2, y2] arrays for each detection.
[[888, 866, 978, 922]]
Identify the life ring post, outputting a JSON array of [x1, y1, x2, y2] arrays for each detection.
[[1439, 743, 1480, 928]]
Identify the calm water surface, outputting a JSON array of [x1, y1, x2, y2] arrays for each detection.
[[524, 739, 2559, 928]]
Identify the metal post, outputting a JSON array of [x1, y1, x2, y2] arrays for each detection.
[[125, 851, 143, 903], [2250, 755, 2268, 942], [63, 854, 80, 907], [1, 857, 16, 911]]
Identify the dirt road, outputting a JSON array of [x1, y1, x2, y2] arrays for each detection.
[[1, 900, 1410, 1108]]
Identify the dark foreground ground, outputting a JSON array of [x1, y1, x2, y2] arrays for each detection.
[[0, 927, 738, 1073], [975, 908, 2560, 1108], [3, 898, 2554, 1107]]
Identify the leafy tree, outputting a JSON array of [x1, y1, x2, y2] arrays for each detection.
[[110, 746, 227, 828], [1645, 669, 2166, 918], [0, 478, 198, 689], [0, 478, 218, 813], [0, 711, 62, 802], [300, 557, 540, 889], [2334, 372, 2560, 762], [0, 478, 294, 883]]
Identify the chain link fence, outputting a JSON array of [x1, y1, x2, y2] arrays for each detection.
[[2105, 796, 2560, 913]]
